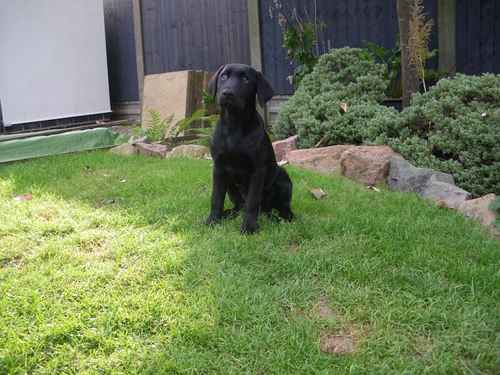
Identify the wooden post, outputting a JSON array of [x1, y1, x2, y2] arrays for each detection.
[[247, 0, 268, 125], [132, 0, 145, 123], [438, 0, 456, 74], [397, 0, 420, 108], [247, 0, 263, 72]]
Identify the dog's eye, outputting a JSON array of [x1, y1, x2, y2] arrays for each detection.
[[220, 73, 228, 81], [242, 75, 249, 83]]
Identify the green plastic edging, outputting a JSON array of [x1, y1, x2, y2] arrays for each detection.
[[0, 128, 128, 163]]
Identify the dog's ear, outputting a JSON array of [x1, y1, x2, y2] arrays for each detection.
[[256, 71, 274, 107], [208, 65, 226, 97]]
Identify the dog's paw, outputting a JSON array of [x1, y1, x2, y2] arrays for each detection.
[[222, 208, 241, 220], [240, 219, 259, 235], [205, 214, 222, 226], [279, 209, 294, 222], [264, 211, 280, 222]]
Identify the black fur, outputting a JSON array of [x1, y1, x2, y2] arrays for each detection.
[[205, 64, 294, 234]]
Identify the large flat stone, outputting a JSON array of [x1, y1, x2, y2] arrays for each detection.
[[388, 157, 455, 194], [287, 145, 353, 174], [421, 176, 472, 209], [272, 135, 298, 162], [458, 194, 497, 227], [340, 146, 402, 186], [135, 142, 169, 158], [109, 143, 137, 156], [166, 144, 210, 159]]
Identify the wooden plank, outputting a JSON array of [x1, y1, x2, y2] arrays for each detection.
[[455, 0, 466, 72], [438, 0, 456, 73], [144, 0, 250, 72], [467, 0, 481, 74], [348, 0, 359, 46], [247, 0, 262, 71], [384, 0, 399, 48], [337, 0, 347, 47], [104, 0, 140, 103], [480, 0, 495, 73], [495, 0, 500, 73], [132, 0, 145, 121]]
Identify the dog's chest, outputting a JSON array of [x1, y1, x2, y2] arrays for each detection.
[[214, 129, 257, 157], [212, 129, 259, 172]]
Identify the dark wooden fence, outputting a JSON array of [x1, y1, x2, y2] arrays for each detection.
[[456, 0, 500, 75], [104, 0, 139, 103], [259, 0, 438, 95], [102, 0, 500, 102], [140, 0, 251, 75]]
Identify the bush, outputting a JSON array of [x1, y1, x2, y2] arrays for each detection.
[[273, 48, 394, 148], [274, 46, 500, 196], [385, 74, 500, 196]]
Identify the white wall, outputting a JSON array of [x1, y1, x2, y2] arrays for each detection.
[[0, 0, 111, 126]]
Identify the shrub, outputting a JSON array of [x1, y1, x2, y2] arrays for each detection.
[[274, 47, 500, 196], [274, 48, 393, 148], [385, 74, 500, 196]]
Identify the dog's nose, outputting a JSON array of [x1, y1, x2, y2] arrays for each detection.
[[221, 90, 234, 98]]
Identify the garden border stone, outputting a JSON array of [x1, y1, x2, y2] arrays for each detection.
[[388, 157, 455, 194], [135, 142, 170, 158], [276, 140, 498, 236]]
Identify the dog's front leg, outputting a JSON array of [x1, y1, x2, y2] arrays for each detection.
[[241, 167, 265, 234], [205, 165, 227, 226]]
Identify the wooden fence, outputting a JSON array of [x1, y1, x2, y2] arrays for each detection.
[[102, 0, 500, 103], [140, 0, 250, 75], [259, 0, 438, 95], [456, 0, 500, 75], [104, 0, 139, 103]]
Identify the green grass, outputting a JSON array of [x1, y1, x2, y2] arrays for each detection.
[[0, 151, 499, 374]]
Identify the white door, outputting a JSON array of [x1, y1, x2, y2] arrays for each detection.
[[0, 0, 111, 126]]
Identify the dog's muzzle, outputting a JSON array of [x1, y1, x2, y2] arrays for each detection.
[[219, 91, 244, 110]]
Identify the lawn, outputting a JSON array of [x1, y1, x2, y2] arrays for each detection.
[[0, 151, 499, 374]]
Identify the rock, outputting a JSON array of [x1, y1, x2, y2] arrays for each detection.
[[287, 145, 353, 174], [388, 158, 454, 194], [110, 143, 137, 156], [458, 194, 497, 227], [135, 142, 169, 158], [420, 176, 472, 209], [310, 188, 327, 200], [128, 135, 147, 145], [340, 146, 402, 186], [166, 144, 210, 159], [272, 135, 298, 162]]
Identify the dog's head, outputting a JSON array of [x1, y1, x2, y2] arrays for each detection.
[[207, 64, 274, 111]]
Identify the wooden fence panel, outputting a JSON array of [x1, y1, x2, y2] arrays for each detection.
[[104, 0, 139, 103], [259, 0, 438, 95], [141, 0, 251, 75], [456, 0, 500, 74]]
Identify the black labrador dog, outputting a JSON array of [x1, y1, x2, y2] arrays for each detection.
[[205, 63, 294, 234]]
